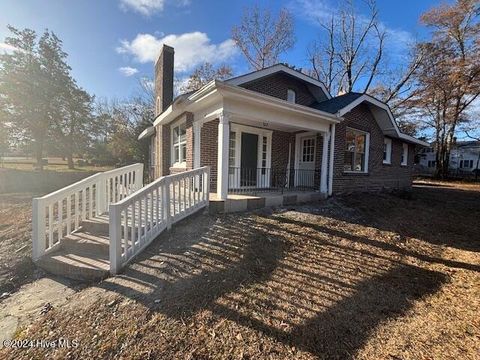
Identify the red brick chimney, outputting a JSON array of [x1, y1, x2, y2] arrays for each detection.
[[155, 44, 174, 116]]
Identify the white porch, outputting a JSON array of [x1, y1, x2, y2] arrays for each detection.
[[191, 82, 340, 200]]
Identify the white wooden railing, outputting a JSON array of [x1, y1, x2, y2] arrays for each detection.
[[109, 166, 210, 274], [32, 163, 144, 260]]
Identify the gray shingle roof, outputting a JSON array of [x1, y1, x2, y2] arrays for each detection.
[[311, 92, 364, 114]]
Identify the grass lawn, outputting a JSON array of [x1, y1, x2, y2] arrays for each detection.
[[1, 181, 479, 359]]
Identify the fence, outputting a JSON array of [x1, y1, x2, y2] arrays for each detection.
[[32, 163, 143, 260], [108, 166, 210, 273]]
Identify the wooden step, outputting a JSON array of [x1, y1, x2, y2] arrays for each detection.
[[36, 248, 110, 282], [80, 216, 109, 236], [62, 231, 110, 256]]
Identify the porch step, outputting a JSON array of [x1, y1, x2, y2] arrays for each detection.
[[36, 247, 109, 282], [80, 215, 109, 236], [62, 231, 110, 256]]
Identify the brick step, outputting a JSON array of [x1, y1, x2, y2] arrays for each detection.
[[36, 248, 110, 282]]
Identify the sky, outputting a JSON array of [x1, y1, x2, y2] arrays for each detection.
[[0, 0, 444, 100]]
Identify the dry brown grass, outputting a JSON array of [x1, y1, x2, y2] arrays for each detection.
[[2, 182, 480, 359], [0, 194, 37, 294]]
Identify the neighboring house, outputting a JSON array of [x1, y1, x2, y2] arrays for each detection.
[[417, 141, 480, 174], [139, 45, 428, 200]]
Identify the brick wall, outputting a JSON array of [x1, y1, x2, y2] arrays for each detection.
[[241, 73, 322, 106], [332, 104, 414, 193], [200, 119, 219, 192]]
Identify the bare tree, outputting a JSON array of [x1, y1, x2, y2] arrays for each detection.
[[408, 0, 480, 178], [232, 5, 295, 70], [307, 0, 386, 95], [180, 62, 233, 93]]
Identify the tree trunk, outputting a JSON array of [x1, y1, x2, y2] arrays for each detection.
[[67, 154, 74, 169], [34, 139, 44, 171]]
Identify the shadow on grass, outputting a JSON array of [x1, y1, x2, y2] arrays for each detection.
[[95, 207, 449, 358]]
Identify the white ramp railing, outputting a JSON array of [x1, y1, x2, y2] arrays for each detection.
[[32, 163, 144, 260], [109, 166, 210, 274]]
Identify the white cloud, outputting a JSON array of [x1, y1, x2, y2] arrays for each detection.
[[119, 0, 165, 15], [0, 42, 19, 54], [119, 0, 191, 16], [118, 66, 139, 76], [117, 32, 237, 73]]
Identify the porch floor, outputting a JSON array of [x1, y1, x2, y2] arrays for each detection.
[[209, 191, 325, 214]]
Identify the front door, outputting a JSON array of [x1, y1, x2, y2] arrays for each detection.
[[296, 135, 316, 187], [241, 132, 258, 187]]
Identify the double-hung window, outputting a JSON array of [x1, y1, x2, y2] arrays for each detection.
[[383, 138, 392, 164], [171, 121, 186, 166], [401, 143, 408, 166], [344, 128, 369, 172]]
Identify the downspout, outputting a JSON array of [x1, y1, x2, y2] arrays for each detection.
[[328, 123, 335, 196]]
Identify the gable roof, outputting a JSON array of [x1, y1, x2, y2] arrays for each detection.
[[225, 64, 332, 100], [312, 92, 429, 147]]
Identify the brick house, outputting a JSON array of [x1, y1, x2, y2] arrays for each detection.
[[139, 45, 428, 200]]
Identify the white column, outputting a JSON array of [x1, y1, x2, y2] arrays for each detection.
[[193, 121, 202, 169], [320, 131, 330, 195], [328, 124, 336, 196], [217, 112, 230, 200]]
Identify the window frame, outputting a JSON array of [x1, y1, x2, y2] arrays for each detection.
[[401, 143, 408, 166], [170, 119, 187, 167], [343, 127, 370, 174], [383, 137, 392, 165], [287, 89, 296, 103]]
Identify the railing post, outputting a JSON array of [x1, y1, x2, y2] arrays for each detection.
[[163, 177, 172, 230], [205, 167, 210, 209], [135, 164, 144, 192], [109, 204, 122, 274], [97, 178, 106, 215], [32, 198, 45, 261]]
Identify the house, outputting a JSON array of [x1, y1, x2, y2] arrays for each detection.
[[417, 141, 480, 174], [139, 45, 428, 201]]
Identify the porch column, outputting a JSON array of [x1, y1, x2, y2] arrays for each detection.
[[328, 124, 336, 196], [217, 112, 230, 200], [193, 121, 202, 169], [320, 131, 329, 195]]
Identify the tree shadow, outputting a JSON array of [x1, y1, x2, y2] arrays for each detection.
[[295, 184, 480, 253], [94, 208, 449, 358]]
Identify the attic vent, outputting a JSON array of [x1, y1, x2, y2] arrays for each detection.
[[287, 89, 296, 103]]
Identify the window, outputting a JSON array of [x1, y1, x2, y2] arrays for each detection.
[[150, 136, 156, 167], [460, 160, 474, 168], [171, 121, 186, 166], [229, 131, 236, 174], [428, 160, 436, 168], [344, 128, 369, 172], [401, 143, 408, 166], [302, 138, 315, 162], [287, 89, 296, 103], [383, 138, 392, 164], [261, 136, 268, 174]]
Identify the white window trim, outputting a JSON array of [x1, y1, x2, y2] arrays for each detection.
[[294, 131, 316, 170], [383, 137, 392, 165], [401, 143, 408, 166], [170, 118, 187, 168], [343, 127, 370, 174], [287, 89, 296, 103]]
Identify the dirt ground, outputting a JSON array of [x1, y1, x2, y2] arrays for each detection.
[[1, 181, 480, 359], [0, 193, 40, 295]]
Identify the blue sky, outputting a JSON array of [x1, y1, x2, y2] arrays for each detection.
[[0, 0, 442, 100]]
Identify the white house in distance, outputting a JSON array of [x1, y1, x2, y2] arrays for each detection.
[[417, 140, 480, 173]]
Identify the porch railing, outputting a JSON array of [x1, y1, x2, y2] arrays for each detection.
[[109, 166, 210, 273], [32, 163, 144, 260], [228, 167, 319, 194]]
